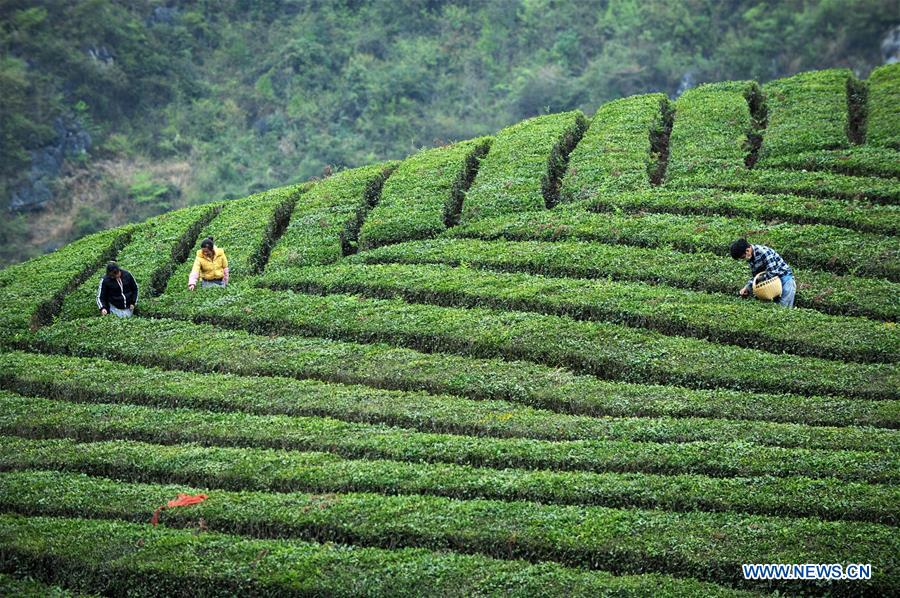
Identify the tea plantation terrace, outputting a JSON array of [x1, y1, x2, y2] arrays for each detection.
[[0, 65, 898, 596]]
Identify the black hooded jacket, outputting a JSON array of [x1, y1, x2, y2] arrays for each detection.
[[96, 269, 138, 311]]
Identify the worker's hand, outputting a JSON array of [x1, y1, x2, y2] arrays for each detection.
[[188, 284, 195, 292], [739, 287, 750, 297], [128, 304, 135, 310], [100, 309, 108, 316]]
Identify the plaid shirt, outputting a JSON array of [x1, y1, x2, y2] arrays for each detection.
[[745, 244, 792, 290]]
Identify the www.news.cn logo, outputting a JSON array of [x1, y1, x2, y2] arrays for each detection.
[[742, 563, 872, 581]]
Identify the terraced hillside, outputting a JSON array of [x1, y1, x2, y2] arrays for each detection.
[[0, 66, 898, 596]]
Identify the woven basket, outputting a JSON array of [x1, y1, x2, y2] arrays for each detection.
[[752, 271, 782, 301]]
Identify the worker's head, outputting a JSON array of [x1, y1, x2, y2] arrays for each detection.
[[200, 237, 215, 259], [730, 238, 752, 260], [105, 262, 122, 279]]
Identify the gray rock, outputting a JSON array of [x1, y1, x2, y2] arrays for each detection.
[[148, 6, 179, 25], [9, 118, 92, 212]]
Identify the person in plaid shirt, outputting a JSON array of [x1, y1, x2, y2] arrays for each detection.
[[730, 238, 796, 307]]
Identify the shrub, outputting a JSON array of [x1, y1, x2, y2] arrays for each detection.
[[262, 163, 396, 276], [358, 138, 491, 250], [461, 111, 587, 221], [763, 147, 900, 179], [0, 226, 135, 339], [560, 93, 668, 200], [866, 63, 900, 149], [274, 262, 899, 363], [3, 393, 897, 482], [668, 167, 900, 204], [446, 208, 900, 281], [60, 203, 221, 320], [2, 470, 898, 592], [138, 288, 900, 400], [164, 183, 306, 292], [3, 436, 894, 523], [665, 81, 754, 183], [0, 513, 751, 597], [358, 238, 900, 321], [757, 68, 851, 163], [33, 317, 900, 428], [3, 350, 895, 451], [586, 188, 899, 235]]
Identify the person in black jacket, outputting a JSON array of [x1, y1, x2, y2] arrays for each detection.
[[97, 262, 138, 317]]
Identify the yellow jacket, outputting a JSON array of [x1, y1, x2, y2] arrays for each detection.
[[189, 247, 229, 285]]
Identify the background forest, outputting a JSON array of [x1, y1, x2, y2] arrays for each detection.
[[1, 0, 897, 265]]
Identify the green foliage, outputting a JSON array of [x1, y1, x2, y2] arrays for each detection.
[[0, 513, 753, 597], [262, 163, 395, 277], [272, 262, 899, 364], [447, 208, 900, 282], [138, 288, 900, 399], [0, 226, 134, 337], [127, 172, 177, 211], [461, 111, 586, 221], [586, 189, 900, 235], [358, 238, 900, 321], [3, 393, 897, 483], [866, 63, 900, 149], [668, 165, 900, 203], [60, 203, 220, 320], [560, 94, 667, 200], [2, 470, 898, 592], [4, 350, 895, 452], [758, 69, 851, 162], [761, 147, 900, 178], [35, 317, 900, 429], [358, 138, 491, 250], [3, 436, 895, 524], [164, 183, 304, 292], [665, 82, 754, 182], [0, 573, 88, 598]]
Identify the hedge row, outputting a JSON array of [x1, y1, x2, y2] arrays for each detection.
[[0, 573, 89, 598], [757, 68, 851, 163], [357, 138, 491, 250], [163, 184, 305, 293], [5, 392, 896, 482], [60, 203, 220, 320], [763, 147, 900, 179], [0, 514, 753, 598], [560, 93, 668, 200], [3, 436, 894, 524], [866, 63, 900, 149], [668, 167, 900, 204], [0, 226, 135, 339], [461, 111, 587, 221], [665, 82, 754, 182], [3, 470, 897, 593], [33, 317, 900, 430], [263, 163, 395, 275], [447, 208, 900, 283], [271, 262, 899, 364], [355, 239, 900, 321], [141, 288, 900, 400], [3, 351, 894, 452], [586, 188, 899, 235]]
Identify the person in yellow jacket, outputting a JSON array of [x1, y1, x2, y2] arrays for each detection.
[[188, 237, 229, 290]]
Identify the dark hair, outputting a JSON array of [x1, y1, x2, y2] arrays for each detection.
[[730, 238, 751, 259], [105, 261, 120, 275], [200, 237, 215, 250]]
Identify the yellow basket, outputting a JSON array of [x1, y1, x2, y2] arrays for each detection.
[[752, 271, 782, 301]]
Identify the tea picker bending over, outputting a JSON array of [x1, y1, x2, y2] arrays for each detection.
[[730, 238, 796, 308], [97, 261, 138, 317], [189, 236, 229, 290]]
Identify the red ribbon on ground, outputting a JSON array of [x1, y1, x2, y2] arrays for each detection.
[[151, 493, 208, 526]]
